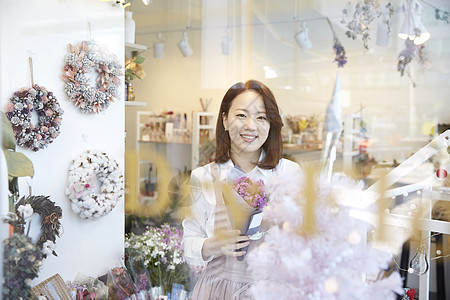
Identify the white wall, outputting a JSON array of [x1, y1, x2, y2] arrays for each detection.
[[0, 0, 125, 284]]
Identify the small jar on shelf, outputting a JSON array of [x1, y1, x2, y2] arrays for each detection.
[[127, 81, 135, 101]]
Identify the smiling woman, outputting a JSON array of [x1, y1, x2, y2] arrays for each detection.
[[223, 90, 270, 173], [181, 80, 301, 299], [215, 80, 284, 171]]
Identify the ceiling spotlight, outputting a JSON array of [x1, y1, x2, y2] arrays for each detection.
[[178, 31, 193, 57], [153, 33, 164, 59], [141, 0, 150, 5], [294, 22, 312, 51], [100, 0, 131, 8], [264, 66, 278, 79], [398, 0, 430, 45]]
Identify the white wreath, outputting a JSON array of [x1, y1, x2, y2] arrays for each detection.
[[63, 40, 122, 114], [65, 149, 124, 221]]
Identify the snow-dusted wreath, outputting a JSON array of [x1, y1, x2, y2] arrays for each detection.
[[62, 40, 123, 113], [65, 149, 124, 221], [4, 84, 64, 151]]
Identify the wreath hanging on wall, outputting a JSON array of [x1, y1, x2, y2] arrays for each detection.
[[62, 40, 123, 114], [13, 195, 63, 258], [4, 85, 64, 152], [65, 149, 124, 221]]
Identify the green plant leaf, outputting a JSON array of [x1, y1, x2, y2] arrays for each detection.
[[1, 112, 16, 150], [133, 55, 145, 64], [2, 149, 34, 178], [125, 69, 142, 81]]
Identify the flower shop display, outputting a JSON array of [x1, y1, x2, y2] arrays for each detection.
[[3, 233, 43, 300], [246, 170, 403, 299], [124, 253, 153, 299], [283, 114, 322, 147], [68, 273, 109, 300], [124, 224, 189, 295], [62, 40, 122, 113], [65, 149, 124, 221], [4, 84, 64, 151], [107, 266, 137, 300], [12, 195, 63, 258], [139, 111, 191, 144]]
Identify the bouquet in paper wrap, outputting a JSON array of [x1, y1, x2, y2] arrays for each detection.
[[222, 176, 268, 260]]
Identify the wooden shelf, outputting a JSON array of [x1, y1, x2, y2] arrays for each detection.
[[125, 101, 147, 107], [125, 42, 147, 52], [138, 140, 191, 145], [192, 112, 215, 169], [283, 143, 322, 152]]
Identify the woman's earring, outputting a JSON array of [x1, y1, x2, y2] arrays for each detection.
[[224, 128, 228, 131]]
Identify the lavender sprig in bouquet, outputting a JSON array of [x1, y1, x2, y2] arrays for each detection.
[[233, 177, 268, 211]]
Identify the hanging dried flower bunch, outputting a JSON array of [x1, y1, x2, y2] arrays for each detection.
[[341, 0, 394, 51], [434, 8, 449, 23], [397, 39, 419, 87], [397, 39, 431, 87], [326, 18, 348, 68], [333, 38, 348, 67]]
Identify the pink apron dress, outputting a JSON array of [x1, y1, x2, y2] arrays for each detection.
[[191, 163, 266, 300]]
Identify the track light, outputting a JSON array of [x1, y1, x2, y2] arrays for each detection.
[[221, 28, 233, 56], [153, 33, 164, 59], [398, 0, 430, 45], [294, 22, 312, 51], [178, 31, 193, 57]]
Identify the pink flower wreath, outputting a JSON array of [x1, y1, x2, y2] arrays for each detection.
[[62, 40, 123, 114]]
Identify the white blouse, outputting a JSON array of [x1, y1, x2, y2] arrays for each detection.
[[181, 157, 301, 266]]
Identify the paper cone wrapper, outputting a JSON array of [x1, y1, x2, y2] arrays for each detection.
[[222, 186, 262, 234]]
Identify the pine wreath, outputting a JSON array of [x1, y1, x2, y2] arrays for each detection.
[[4, 84, 64, 151], [15, 195, 63, 258]]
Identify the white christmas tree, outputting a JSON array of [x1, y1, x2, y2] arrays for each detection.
[[247, 168, 403, 299]]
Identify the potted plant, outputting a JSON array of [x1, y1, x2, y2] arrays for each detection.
[[125, 51, 146, 101]]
